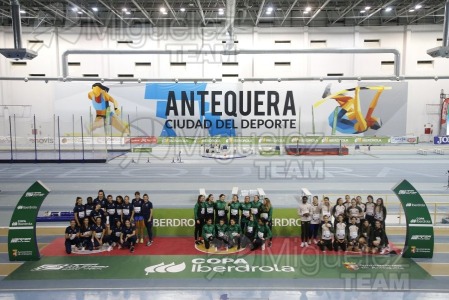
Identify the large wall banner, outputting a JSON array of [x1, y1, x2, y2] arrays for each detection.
[[392, 179, 434, 258], [8, 181, 51, 261], [54, 81, 408, 138]]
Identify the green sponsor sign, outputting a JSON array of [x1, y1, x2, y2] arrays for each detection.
[[5, 255, 431, 281], [8, 181, 51, 261], [259, 150, 281, 156], [132, 147, 152, 153], [392, 180, 434, 258], [152, 208, 299, 237]]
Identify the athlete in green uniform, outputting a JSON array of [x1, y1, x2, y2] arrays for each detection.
[[228, 195, 241, 224], [242, 213, 257, 248], [214, 194, 228, 224], [215, 218, 229, 250], [205, 194, 215, 224], [227, 218, 242, 249], [194, 194, 206, 245], [251, 195, 263, 220], [240, 195, 252, 232], [251, 218, 272, 251], [202, 218, 216, 250]]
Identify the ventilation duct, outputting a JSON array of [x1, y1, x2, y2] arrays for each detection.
[[427, 0, 449, 58], [0, 0, 38, 60]]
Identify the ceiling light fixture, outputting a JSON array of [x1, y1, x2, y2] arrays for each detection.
[[305, 6, 312, 12], [409, 9, 415, 12], [365, 6, 371, 10], [385, 7, 392, 12], [218, 8, 224, 15], [77, 11, 83, 15], [122, 8, 128, 12], [125, 11, 131, 15], [19, 10, 25, 14], [72, 7, 78, 12], [180, 7, 186, 12], [360, 10, 366, 13], [92, 7, 98, 12], [415, 4, 422, 9]]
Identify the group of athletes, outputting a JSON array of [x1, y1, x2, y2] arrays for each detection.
[[194, 194, 273, 251], [64, 190, 154, 254], [65, 190, 389, 255], [297, 194, 390, 254]]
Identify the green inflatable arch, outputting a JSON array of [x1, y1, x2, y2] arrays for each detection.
[[392, 179, 434, 258], [8, 181, 51, 261]]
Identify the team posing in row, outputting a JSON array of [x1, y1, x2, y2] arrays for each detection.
[[64, 190, 153, 254], [65, 191, 389, 254], [298, 195, 390, 254], [193, 194, 273, 251]]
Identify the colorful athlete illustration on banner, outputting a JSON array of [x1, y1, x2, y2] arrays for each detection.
[[313, 84, 391, 134], [87, 83, 130, 135]]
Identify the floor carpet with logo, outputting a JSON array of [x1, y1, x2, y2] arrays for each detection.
[[3, 237, 431, 291]]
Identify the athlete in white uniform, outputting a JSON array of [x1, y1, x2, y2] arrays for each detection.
[[320, 197, 332, 223], [347, 216, 361, 252], [309, 196, 321, 244], [333, 215, 347, 252], [317, 215, 334, 252]]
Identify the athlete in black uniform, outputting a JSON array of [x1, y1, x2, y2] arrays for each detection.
[[90, 203, 105, 224], [110, 219, 123, 249], [115, 195, 124, 224], [142, 193, 154, 246], [64, 219, 80, 254], [122, 195, 133, 223], [93, 189, 106, 211], [91, 217, 107, 250], [73, 197, 85, 227], [121, 219, 137, 253], [370, 220, 389, 254], [359, 219, 372, 253], [79, 217, 93, 251], [132, 191, 144, 243], [84, 197, 95, 225], [104, 195, 116, 226]]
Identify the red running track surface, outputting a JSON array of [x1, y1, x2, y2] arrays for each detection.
[[41, 237, 399, 257]]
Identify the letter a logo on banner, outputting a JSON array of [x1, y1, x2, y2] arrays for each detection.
[[8, 181, 51, 261], [392, 179, 434, 258]]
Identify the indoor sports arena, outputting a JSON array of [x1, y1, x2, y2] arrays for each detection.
[[1, 0, 449, 299]]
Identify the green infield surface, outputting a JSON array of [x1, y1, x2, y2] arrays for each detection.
[[5, 254, 432, 281]]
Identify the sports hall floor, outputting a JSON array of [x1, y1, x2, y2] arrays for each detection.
[[0, 145, 449, 299]]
